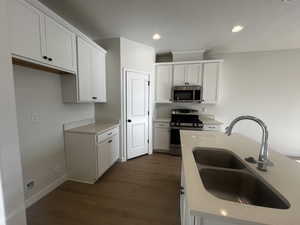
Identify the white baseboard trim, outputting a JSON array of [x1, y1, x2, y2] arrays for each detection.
[[25, 174, 67, 208]]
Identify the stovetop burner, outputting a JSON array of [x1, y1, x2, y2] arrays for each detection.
[[170, 108, 203, 129]]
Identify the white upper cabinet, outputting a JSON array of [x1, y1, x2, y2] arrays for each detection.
[[9, 0, 76, 73], [9, 0, 43, 62], [77, 37, 107, 103], [186, 64, 202, 85], [173, 64, 202, 86], [44, 16, 76, 72], [202, 62, 220, 104], [91, 47, 107, 103], [155, 60, 222, 104], [173, 65, 186, 85], [77, 37, 92, 102], [156, 65, 173, 103]]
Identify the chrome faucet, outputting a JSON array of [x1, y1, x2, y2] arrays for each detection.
[[225, 116, 271, 171]]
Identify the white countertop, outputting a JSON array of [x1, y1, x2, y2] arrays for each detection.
[[65, 122, 119, 135], [181, 130, 300, 225]]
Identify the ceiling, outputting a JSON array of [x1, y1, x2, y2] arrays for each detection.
[[39, 0, 300, 53]]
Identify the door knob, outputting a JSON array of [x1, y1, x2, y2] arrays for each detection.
[[127, 119, 132, 123]]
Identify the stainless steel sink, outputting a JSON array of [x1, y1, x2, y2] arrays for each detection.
[[200, 169, 290, 209], [193, 148, 246, 169], [193, 148, 290, 209]]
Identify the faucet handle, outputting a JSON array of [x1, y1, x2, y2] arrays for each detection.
[[225, 126, 230, 135]]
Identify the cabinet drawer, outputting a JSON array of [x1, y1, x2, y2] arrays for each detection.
[[154, 122, 170, 128], [203, 124, 221, 131], [97, 127, 118, 143]]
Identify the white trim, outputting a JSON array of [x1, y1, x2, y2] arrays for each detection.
[[25, 174, 67, 208], [155, 59, 224, 66], [6, 205, 26, 225], [122, 68, 152, 161]]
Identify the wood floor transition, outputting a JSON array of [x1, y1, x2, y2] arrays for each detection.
[[26, 153, 181, 225]]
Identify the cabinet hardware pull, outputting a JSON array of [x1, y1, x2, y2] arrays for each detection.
[[108, 140, 112, 143], [92, 97, 97, 100], [107, 132, 112, 135], [43, 56, 48, 60], [48, 58, 53, 61], [127, 119, 132, 123]]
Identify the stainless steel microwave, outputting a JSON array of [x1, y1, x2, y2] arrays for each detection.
[[172, 85, 202, 103]]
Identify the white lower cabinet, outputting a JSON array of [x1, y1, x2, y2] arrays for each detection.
[[154, 122, 170, 152], [65, 126, 119, 184]]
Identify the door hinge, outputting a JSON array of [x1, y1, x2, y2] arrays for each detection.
[[147, 139, 149, 144], [148, 81, 150, 86], [147, 111, 150, 116]]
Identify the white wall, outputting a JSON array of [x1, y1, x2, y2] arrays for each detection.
[[0, 0, 26, 224], [95, 38, 121, 121], [156, 49, 300, 156], [13, 65, 94, 203], [95, 37, 155, 160]]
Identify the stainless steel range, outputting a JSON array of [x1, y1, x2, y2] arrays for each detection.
[[169, 109, 203, 156]]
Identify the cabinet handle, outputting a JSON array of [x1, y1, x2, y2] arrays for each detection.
[[108, 140, 112, 144], [127, 119, 132, 123], [92, 97, 97, 100], [43, 56, 48, 60], [48, 58, 53, 61], [107, 132, 113, 136]]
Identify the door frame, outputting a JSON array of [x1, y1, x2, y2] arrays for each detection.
[[121, 68, 153, 161]]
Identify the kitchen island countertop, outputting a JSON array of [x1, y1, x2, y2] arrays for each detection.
[[181, 130, 300, 225]]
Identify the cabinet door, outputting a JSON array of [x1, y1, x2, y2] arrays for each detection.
[[156, 65, 173, 102], [97, 139, 111, 177], [9, 0, 43, 61], [91, 47, 107, 102], [202, 63, 219, 104], [173, 64, 186, 86], [44, 16, 76, 72], [77, 37, 92, 102], [154, 126, 170, 150], [112, 133, 120, 163], [186, 64, 202, 85]]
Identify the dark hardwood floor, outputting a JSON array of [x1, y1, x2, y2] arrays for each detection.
[[27, 153, 181, 225]]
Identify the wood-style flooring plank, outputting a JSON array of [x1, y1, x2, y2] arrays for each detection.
[[27, 153, 181, 225]]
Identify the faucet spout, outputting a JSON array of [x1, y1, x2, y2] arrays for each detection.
[[225, 116, 270, 171]]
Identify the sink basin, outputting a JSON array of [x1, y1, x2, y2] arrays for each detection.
[[193, 148, 246, 169], [200, 169, 290, 209]]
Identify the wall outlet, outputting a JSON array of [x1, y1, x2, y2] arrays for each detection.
[[26, 180, 35, 191], [31, 113, 40, 123]]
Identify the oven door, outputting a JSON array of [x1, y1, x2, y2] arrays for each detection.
[[173, 90, 194, 102]]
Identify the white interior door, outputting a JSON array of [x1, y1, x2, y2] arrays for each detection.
[[126, 71, 149, 159]]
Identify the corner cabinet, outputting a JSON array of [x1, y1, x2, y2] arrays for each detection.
[[202, 62, 220, 104], [76, 37, 107, 103], [155, 60, 222, 104], [65, 126, 119, 184], [155, 65, 173, 103], [9, 0, 76, 73], [153, 121, 170, 152]]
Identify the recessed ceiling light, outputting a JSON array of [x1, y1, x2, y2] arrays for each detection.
[[152, 33, 161, 40], [232, 25, 244, 33]]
